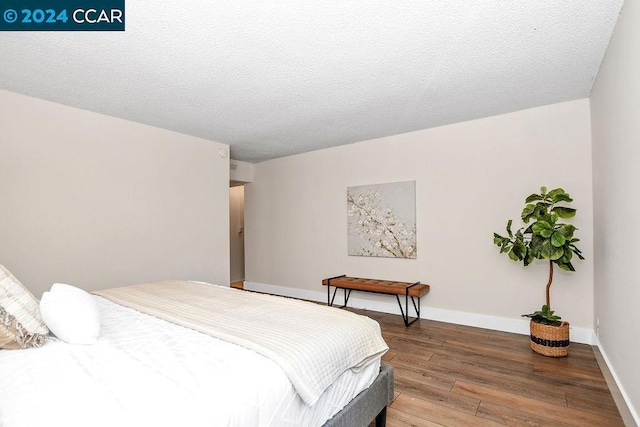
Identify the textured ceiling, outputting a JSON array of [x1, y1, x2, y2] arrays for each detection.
[[0, 1, 624, 163]]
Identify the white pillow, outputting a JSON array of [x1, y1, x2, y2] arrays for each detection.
[[39, 283, 101, 345]]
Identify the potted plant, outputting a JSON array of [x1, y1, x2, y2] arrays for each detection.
[[493, 186, 584, 357]]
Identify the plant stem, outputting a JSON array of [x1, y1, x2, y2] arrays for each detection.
[[546, 259, 553, 309]]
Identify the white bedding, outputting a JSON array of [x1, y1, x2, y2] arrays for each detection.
[[0, 296, 380, 427], [94, 280, 388, 405]]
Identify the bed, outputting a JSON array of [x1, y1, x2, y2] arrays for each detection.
[[0, 279, 394, 427]]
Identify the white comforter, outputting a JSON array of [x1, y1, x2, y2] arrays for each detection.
[[0, 296, 380, 427]]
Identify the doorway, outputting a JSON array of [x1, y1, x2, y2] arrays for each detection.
[[229, 184, 245, 288]]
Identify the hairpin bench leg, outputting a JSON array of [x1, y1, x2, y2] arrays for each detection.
[[396, 285, 421, 327], [326, 274, 347, 307]]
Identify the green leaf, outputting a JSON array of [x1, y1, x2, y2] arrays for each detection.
[[540, 186, 547, 195], [534, 203, 550, 219], [553, 206, 576, 218], [532, 221, 553, 237], [557, 224, 576, 240], [552, 194, 573, 204], [556, 261, 575, 272], [547, 188, 573, 203], [525, 194, 543, 203], [569, 244, 582, 253], [521, 205, 536, 223], [493, 234, 512, 253], [510, 239, 526, 260], [550, 231, 566, 247], [560, 249, 573, 263], [523, 251, 534, 266], [541, 239, 564, 260], [570, 245, 585, 260], [506, 219, 513, 238], [529, 234, 545, 258]]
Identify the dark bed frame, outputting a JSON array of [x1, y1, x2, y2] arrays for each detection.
[[323, 363, 394, 427]]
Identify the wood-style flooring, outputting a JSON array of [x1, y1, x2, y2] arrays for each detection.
[[349, 308, 625, 427]]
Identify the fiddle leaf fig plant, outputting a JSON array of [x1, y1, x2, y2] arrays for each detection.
[[493, 187, 584, 325]]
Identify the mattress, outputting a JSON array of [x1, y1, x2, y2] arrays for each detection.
[[0, 295, 380, 427]]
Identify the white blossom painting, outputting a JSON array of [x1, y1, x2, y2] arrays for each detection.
[[347, 181, 417, 258]]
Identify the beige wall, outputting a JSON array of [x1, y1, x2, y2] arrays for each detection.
[[591, 0, 640, 420], [0, 90, 230, 297], [245, 99, 594, 328]]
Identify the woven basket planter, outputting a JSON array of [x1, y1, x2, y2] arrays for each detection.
[[529, 320, 570, 357]]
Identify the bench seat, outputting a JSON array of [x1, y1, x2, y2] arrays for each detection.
[[322, 275, 430, 326]]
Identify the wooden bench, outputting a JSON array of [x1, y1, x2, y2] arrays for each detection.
[[322, 275, 430, 326]]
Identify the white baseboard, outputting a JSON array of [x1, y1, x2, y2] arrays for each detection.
[[593, 336, 640, 426], [243, 281, 594, 344]]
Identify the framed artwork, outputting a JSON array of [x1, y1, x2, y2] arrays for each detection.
[[347, 181, 416, 259]]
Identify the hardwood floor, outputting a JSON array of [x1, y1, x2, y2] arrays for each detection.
[[349, 308, 625, 427], [230, 281, 244, 289]]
